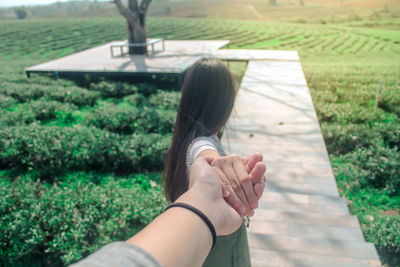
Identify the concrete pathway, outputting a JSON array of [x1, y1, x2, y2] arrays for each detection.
[[219, 51, 381, 266]]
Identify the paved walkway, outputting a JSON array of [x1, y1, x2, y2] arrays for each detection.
[[219, 51, 381, 266]]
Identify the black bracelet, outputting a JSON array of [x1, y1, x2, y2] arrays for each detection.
[[164, 202, 217, 250]]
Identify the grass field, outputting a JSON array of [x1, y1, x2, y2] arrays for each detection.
[[0, 5, 399, 266]]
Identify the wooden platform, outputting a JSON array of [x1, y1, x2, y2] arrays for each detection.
[[25, 40, 230, 78], [219, 50, 381, 267]]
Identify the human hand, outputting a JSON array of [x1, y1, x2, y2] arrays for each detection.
[[184, 156, 243, 236], [243, 153, 267, 199], [211, 154, 265, 217]]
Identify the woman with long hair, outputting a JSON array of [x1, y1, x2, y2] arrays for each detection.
[[162, 58, 264, 266]]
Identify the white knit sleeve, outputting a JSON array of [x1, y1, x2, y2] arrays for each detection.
[[186, 137, 219, 171]]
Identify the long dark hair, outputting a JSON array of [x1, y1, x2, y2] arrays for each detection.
[[162, 58, 236, 202]]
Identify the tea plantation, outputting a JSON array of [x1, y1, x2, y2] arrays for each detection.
[[0, 15, 399, 266]]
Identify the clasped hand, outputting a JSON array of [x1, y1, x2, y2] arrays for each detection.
[[211, 153, 266, 217]]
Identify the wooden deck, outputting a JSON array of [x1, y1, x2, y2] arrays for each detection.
[[25, 40, 229, 77], [219, 50, 381, 267]]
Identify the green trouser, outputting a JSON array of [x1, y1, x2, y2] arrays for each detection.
[[202, 222, 251, 267]]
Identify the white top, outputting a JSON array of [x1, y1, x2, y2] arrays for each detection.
[[186, 135, 226, 174]]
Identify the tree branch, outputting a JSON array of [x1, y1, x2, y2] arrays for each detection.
[[139, 0, 152, 15], [128, 0, 138, 13], [114, 0, 137, 21]]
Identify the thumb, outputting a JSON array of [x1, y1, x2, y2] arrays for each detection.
[[250, 162, 266, 184], [243, 153, 263, 174]]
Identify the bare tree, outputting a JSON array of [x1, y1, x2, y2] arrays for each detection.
[[15, 6, 27, 19], [114, 0, 152, 55]]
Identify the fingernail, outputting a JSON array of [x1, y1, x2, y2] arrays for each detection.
[[223, 188, 230, 197]]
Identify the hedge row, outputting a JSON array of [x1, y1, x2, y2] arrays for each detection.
[[148, 90, 180, 110], [331, 146, 399, 196], [0, 100, 78, 127], [0, 125, 171, 176], [0, 94, 17, 109], [85, 105, 176, 135], [315, 102, 388, 123], [378, 88, 400, 117], [88, 81, 159, 98], [322, 123, 382, 155], [331, 145, 400, 262], [322, 121, 400, 155], [362, 213, 400, 262], [0, 175, 166, 266], [0, 82, 100, 107], [124, 90, 180, 109]]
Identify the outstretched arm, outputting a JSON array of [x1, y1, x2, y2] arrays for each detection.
[[72, 157, 243, 267]]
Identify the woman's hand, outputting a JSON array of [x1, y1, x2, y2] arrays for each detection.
[[211, 153, 266, 216], [187, 156, 243, 236], [243, 153, 267, 199]]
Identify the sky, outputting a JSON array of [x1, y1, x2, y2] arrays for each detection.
[[0, 0, 107, 8]]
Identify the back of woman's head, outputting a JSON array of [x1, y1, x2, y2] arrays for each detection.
[[163, 58, 236, 202]]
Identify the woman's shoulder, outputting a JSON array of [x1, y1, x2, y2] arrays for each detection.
[[189, 135, 225, 156], [191, 135, 220, 146]]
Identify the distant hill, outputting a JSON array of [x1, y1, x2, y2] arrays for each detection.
[[1, 0, 399, 22]]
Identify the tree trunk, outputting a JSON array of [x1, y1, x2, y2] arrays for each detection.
[[127, 20, 147, 55], [114, 0, 152, 55]]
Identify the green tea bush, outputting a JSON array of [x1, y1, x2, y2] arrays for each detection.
[[155, 109, 177, 134], [0, 82, 100, 106], [149, 90, 180, 110], [89, 81, 138, 98], [43, 85, 100, 107], [375, 122, 400, 149], [0, 125, 171, 176], [133, 107, 161, 133], [86, 105, 177, 135], [89, 81, 161, 98], [0, 100, 78, 127], [310, 89, 338, 104], [123, 93, 149, 108], [378, 88, 400, 117], [0, 94, 17, 109], [0, 125, 121, 175], [321, 123, 383, 154], [85, 105, 141, 135], [0, 175, 166, 266], [332, 146, 400, 195], [316, 102, 387, 123], [28, 75, 77, 88], [120, 133, 172, 171], [0, 82, 44, 102], [134, 108, 176, 134], [136, 82, 159, 97], [362, 213, 400, 256]]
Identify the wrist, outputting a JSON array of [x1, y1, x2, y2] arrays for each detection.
[[176, 187, 223, 235]]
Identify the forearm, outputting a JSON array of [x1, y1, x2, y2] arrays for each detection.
[[127, 191, 216, 267]]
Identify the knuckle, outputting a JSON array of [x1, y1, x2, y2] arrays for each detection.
[[233, 154, 241, 160], [231, 181, 240, 190], [222, 157, 229, 164]]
